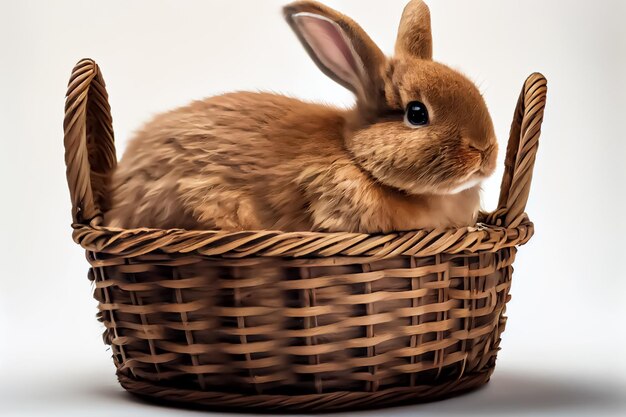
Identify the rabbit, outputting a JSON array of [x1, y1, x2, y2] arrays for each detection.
[[104, 0, 498, 233]]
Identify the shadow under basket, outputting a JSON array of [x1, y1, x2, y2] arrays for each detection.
[[63, 59, 547, 412]]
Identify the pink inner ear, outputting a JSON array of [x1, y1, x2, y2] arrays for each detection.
[[294, 13, 362, 91]]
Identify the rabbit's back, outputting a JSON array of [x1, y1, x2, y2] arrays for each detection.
[[105, 92, 348, 230]]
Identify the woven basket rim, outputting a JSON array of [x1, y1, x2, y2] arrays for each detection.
[[72, 216, 533, 259]]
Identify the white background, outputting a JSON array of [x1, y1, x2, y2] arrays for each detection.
[[1, 0, 625, 416]]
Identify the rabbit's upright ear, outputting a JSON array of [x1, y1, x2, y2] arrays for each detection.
[[395, 0, 433, 60], [284, 1, 386, 110]]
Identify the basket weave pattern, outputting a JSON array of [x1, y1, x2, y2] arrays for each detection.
[[64, 59, 547, 411]]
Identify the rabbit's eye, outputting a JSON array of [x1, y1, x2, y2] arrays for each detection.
[[405, 101, 429, 127]]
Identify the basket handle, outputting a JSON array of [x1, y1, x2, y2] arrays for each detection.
[[64, 59, 117, 226], [487, 73, 548, 228]]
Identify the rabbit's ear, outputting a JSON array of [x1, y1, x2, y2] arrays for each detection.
[[395, 0, 433, 60], [284, 1, 386, 108]]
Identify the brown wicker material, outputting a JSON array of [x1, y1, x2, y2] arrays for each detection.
[[63, 58, 547, 412]]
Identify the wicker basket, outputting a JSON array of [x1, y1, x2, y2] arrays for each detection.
[[63, 59, 547, 412]]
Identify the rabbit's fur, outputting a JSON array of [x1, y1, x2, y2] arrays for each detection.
[[105, 0, 498, 233]]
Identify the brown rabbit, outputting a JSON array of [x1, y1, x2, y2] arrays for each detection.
[[105, 0, 498, 233]]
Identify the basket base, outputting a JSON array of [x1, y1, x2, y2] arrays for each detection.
[[117, 367, 494, 413]]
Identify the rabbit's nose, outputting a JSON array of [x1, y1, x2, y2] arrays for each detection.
[[479, 144, 493, 159], [479, 143, 498, 173]]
